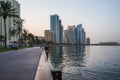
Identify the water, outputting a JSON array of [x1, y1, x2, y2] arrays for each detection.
[[48, 45, 120, 80]]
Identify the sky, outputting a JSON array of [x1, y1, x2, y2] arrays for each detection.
[[17, 0, 120, 43]]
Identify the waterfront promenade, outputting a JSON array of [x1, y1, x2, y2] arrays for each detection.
[[0, 47, 52, 80], [35, 49, 53, 80]]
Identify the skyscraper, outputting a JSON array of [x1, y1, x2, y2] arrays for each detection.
[[75, 24, 86, 44], [59, 20, 63, 43], [44, 30, 54, 42], [64, 30, 70, 44], [50, 14, 63, 43], [64, 25, 75, 44], [0, 0, 20, 44], [64, 24, 86, 44], [86, 37, 90, 45]]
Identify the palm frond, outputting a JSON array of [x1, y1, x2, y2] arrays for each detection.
[[11, 29, 17, 35], [0, 1, 19, 18]]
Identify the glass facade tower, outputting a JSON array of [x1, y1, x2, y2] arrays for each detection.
[[50, 14, 63, 43], [64, 24, 86, 44]]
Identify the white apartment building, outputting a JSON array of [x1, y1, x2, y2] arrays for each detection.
[[0, 0, 20, 45]]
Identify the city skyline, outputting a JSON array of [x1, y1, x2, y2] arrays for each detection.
[[17, 0, 120, 43]]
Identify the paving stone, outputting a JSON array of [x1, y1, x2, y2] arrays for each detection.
[[0, 47, 42, 80]]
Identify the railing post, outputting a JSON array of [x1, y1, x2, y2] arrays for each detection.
[[51, 69, 62, 80]]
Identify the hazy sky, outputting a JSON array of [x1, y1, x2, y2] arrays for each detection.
[[17, 0, 120, 43]]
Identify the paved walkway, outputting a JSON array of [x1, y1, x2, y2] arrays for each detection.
[[0, 47, 42, 80], [35, 48, 53, 80]]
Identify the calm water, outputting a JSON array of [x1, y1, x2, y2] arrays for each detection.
[[48, 45, 120, 80]]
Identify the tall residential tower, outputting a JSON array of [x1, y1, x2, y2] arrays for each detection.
[[0, 0, 20, 44], [64, 24, 86, 44], [50, 14, 63, 43]]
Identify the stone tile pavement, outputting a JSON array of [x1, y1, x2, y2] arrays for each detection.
[[0, 47, 43, 80]]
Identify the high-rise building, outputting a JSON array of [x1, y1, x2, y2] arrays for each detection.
[[82, 28, 86, 44], [50, 14, 63, 43], [0, 0, 20, 44], [64, 24, 86, 44], [68, 25, 75, 30], [59, 20, 63, 43], [75, 24, 86, 44], [64, 25, 75, 44], [75, 24, 82, 44], [44, 30, 54, 42], [86, 37, 90, 45], [64, 30, 69, 44], [64, 30, 75, 44]]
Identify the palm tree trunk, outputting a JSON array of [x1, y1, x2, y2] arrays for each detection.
[[4, 19, 7, 48], [19, 32, 20, 46]]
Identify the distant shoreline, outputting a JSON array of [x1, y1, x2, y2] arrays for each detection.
[[51, 44, 120, 46], [86, 44, 120, 46]]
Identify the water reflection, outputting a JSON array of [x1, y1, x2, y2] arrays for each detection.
[[49, 45, 86, 80], [63, 45, 86, 67], [49, 45, 63, 68], [49, 46, 120, 80], [62, 45, 86, 80]]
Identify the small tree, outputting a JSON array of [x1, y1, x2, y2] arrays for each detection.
[[12, 18, 24, 46], [22, 29, 29, 46], [28, 33, 34, 46]]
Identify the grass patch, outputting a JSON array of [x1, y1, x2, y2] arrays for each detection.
[[0, 48, 12, 52], [0, 46, 32, 52], [18, 46, 31, 49]]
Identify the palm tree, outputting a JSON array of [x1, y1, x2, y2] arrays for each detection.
[[28, 33, 35, 46], [0, 35, 4, 42], [35, 36, 40, 45], [0, 1, 18, 48], [22, 29, 29, 46], [12, 18, 24, 46], [0, 35, 4, 47]]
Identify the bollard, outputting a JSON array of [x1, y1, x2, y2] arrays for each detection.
[[51, 69, 62, 80]]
